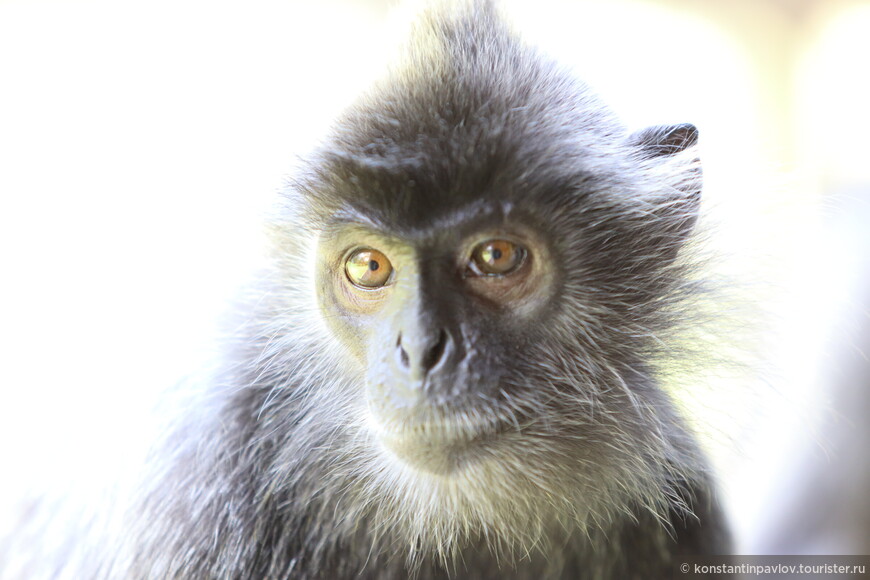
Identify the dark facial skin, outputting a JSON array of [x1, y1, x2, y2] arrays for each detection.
[[316, 204, 560, 473]]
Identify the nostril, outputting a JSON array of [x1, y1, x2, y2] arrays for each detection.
[[422, 329, 449, 373], [396, 332, 410, 368]]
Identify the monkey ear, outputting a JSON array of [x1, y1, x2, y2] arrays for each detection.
[[629, 123, 699, 160], [628, 123, 702, 260]]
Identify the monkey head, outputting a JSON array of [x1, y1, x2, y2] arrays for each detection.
[[268, 3, 705, 561]]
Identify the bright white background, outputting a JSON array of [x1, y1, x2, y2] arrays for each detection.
[[1, 0, 868, 557]]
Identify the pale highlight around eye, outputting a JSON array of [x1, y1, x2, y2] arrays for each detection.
[[345, 248, 393, 288]]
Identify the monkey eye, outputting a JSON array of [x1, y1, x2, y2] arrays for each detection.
[[345, 248, 393, 288], [468, 239, 526, 276]]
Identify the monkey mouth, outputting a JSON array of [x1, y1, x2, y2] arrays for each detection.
[[366, 411, 511, 474]]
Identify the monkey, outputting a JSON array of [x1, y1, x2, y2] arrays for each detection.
[[10, 2, 732, 579]]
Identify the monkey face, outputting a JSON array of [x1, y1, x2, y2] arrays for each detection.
[[314, 208, 561, 474]]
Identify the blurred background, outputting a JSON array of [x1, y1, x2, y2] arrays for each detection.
[[0, 0, 868, 560]]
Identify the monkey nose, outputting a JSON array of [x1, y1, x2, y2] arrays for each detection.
[[395, 328, 451, 381]]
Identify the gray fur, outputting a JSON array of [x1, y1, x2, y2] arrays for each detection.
[[59, 2, 730, 578]]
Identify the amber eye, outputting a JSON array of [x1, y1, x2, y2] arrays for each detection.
[[345, 248, 393, 288], [468, 239, 526, 276]]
